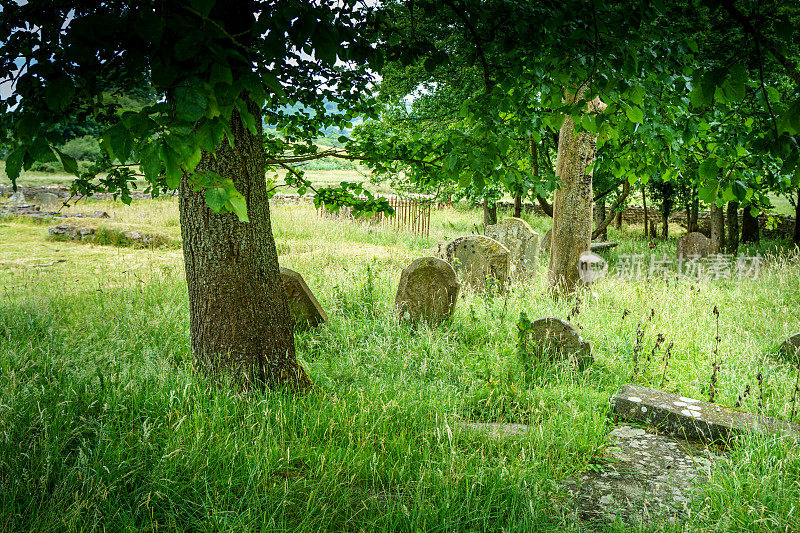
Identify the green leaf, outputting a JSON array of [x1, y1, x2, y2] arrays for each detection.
[[624, 105, 644, 123], [139, 142, 162, 181], [4, 148, 26, 183], [190, 0, 215, 17], [102, 122, 132, 162], [54, 149, 79, 176], [160, 145, 182, 188], [226, 194, 249, 222], [204, 186, 228, 213], [699, 158, 718, 181], [210, 63, 233, 86], [630, 85, 645, 106], [175, 86, 208, 122], [45, 77, 75, 112], [698, 180, 719, 204]]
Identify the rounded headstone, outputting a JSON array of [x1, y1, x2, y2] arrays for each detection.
[[8, 190, 27, 206], [437, 235, 510, 290], [486, 217, 540, 276], [37, 192, 60, 208], [525, 317, 593, 369], [395, 257, 459, 323], [676, 232, 710, 258], [280, 267, 328, 328], [778, 333, 800, 365]]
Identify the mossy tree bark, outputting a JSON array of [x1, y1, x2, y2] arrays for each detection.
[[794, 189, 799, 244], [483, 199, 497, 226], [726, 201, 739, 253], [709, 203, 725, 253], [179, 104, 311, 391], [547, 87, 605, 294]]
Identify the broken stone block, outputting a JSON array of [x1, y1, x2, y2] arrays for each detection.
[[280, 267, 328, 328], [610, 384, 799, 444], [486, 217, 540, 276], [520, 317, 593, 370], [590, 242, 618, 253], [436, 235, 509, 291], [777, 333, 800, 365], [565, 425, 717, 525]]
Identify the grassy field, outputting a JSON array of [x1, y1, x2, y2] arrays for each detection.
[[1, 189, 800, 531]]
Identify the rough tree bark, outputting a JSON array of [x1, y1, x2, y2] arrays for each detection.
[[548, 87, 605, 294], [741, 205, 760, 243], [179, 104, 311, 391], [794, 189, 800, 245], [642, 188, 649, 238], [688, 191, 700, 233], [483, 199, 497, 226], [709, 204, 725, 254], [513, 191, 523, 218], [615, 211, 623, 229], [726, 201, 739, 254], [595, 199, 607, 241]]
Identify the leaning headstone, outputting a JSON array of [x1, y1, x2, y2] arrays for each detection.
[[280, 267, 328, 328], [521, 317, 593, 369], [676, 232, 710, 258], [777, 333, 800, 365], [486, 217, 540, 276], [437, 235, 509, 290], [610, 384, 799, 444], [395, 257, 459, 323], [542, 228, 552, 254]]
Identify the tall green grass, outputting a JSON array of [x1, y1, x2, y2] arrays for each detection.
[[1, 199, 799, 531]]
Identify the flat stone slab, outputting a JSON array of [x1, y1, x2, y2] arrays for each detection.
[[610, 384, 799, 444], [565, 425, 717, 525], [459, 422, 531, 437], [280, 267, 328, 328], [590, 242, 618, 252]]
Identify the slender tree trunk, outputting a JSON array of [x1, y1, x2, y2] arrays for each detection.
[[483, 198, 497, 226], [642, 188, 649, 238], [741, 206, 760, 243], [688, 190, 699, 233], [548, 87, 605, 294], [727, 201, 739, 253], [615, 210, 623, 229], [595, 199, 607, 241], [179, 104, 310, 391], [794, 189, 800, 244], [513, 190, 523, 218], [709, 204, 724, 254], [537, 195, 553, 217], [662, 191, 673, 239]]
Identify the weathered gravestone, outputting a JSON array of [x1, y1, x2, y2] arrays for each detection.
[[436, 235, 510, 291], [280, 267, 328, 328], [676, 232, 710, 258], [486, 217, 540, 276], [520, 317, 593, 369], [395, 257, 459, 323], [542, 228, 552, 254], [37, 192, 61, 208], [777, 333, 800, 365], [611, 384, 799, 443], [8, 190, 27, 206]]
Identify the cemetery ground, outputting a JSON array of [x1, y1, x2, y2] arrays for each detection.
[[1, 183, 800, 531]]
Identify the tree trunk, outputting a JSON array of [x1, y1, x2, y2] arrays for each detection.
[[595, 199, 607, 241], [615, 210, 623, 229], [794, 189, 800, 244], [726, 201, 739, 253], [642, 187, 649, 238], [513, 190, 523, 218], [536, 195, 553, 217], [548, 87, 605, 294], [709, 204, 724, 254], [661, 191, 673, 239], [741, 205, 760, 243], [483, 199, 497, 226], [179, 104, 311, 391], [688, 191, 699, 233]]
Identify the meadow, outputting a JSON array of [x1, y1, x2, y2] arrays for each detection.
[[1, 184, 800, 532]]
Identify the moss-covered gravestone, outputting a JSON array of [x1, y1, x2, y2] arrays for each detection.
[[778, 333, 800, 365], [280, 267, 328, 328], [486, 217, 540, 276], [676, 232, 710, 258], [437, 235, 510, 291], [395, 257, 459, 323], [520, 317, 593, 369]]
